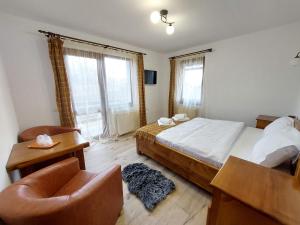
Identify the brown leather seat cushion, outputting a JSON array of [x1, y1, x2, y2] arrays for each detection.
[[54, 171, 97, 196]]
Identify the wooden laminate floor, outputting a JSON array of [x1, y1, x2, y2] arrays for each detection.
[[84, 135, 211, 225]]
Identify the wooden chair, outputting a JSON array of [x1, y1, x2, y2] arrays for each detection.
[[18, 125, 81, 143]]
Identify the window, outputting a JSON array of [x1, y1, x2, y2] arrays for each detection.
[[181, 63, 203, 105], [65, 55, 101, 115], [64, 48, 137, 139], [64, 54, 102, 139], [104, 56, 133, 108]]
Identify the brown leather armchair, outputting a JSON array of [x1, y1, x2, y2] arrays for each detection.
[[0, 158, 123, 225], [18, 126, 81, 143]]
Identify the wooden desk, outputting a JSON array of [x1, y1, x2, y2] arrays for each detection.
[[207, 156, 300, 225], [6, 131, 89, 179]]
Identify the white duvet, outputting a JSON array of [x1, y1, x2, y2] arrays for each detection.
[[156, 118, 245, 168]]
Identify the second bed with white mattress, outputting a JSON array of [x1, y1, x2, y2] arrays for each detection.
[[156, 118, 263, 168]]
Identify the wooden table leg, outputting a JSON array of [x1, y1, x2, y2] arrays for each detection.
[[75, 149, 86, 170]]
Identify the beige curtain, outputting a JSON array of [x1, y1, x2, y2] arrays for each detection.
[[48, 36, 75, 128], [168, 58, 176, 117], [137, 54, 147, 127]]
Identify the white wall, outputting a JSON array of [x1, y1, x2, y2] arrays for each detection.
[[0, 55, 19, 190], [1, 12, 300, 132], [167, 21, 300, 126], [144, 55, 169, 120], [0, 13, 168, 130], [144, 52, 169, 122]]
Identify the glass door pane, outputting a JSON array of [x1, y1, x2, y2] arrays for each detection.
[[65, 55, 103, 140], [104, 56, 133, 109]]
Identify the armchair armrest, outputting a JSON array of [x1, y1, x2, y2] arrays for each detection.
[[0, 188, 70, 225]]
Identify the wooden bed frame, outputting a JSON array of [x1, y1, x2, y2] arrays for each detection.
[[136, 138, 219, 192], [136, 118, 300, 193]]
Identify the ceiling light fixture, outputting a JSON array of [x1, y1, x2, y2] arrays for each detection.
[[290, 51, 300, 66], [150, 9, 175, 35]]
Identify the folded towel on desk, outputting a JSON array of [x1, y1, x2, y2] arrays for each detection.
[[36, 134, 53, 146]]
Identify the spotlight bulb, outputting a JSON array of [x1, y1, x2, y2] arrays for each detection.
[[166, 24, 175, 35], [150, 11, 160, 24]]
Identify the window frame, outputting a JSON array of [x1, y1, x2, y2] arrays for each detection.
[[64, 49, 135, 114], [179, 63, 204, 105]]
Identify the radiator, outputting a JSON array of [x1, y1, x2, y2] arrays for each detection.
[[114, 110, 139, 135]]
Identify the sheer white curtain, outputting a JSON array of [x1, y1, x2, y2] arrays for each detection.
[[64, 49, 103, 140], [103, 55, 139, 137], [174, 56, 205, 118], [64, 47, 139, 139]]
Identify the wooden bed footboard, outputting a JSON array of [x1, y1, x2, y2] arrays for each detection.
[[136, 137, 219, 193]]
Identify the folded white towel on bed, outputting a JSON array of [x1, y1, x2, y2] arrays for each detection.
[[174, 114, 186, 120], [172, 116, 190, 122], [158, 117, 175, 126], [172, 114, 189, 121], [159, 117, 172, 124]]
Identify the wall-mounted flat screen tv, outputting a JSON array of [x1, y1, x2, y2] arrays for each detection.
[[144, 70, 157, 85]]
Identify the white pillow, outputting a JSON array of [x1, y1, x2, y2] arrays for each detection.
[[264, 116, 294, 135], [251, 127, 300, 167], [260, 145, 299, 168]]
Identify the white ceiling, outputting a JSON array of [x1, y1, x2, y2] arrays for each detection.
[[1, 0, 300, 53]]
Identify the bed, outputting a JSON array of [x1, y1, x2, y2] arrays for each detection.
[[136, 117, 299, 192]]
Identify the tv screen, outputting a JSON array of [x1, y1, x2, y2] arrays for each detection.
[[144, 70, 157, 85]]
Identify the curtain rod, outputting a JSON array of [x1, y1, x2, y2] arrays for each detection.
[[169, 48, 213, 59], [38, 30, 147, 56]]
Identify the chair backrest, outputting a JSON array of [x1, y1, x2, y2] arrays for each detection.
[[18, 126, 80, 142]]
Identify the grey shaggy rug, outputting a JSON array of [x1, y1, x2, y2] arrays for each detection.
[[122, 163, 175, 210]]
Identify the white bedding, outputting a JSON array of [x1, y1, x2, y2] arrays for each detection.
[[156, 118, 245, 168], [227, 127, 263, 162]]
